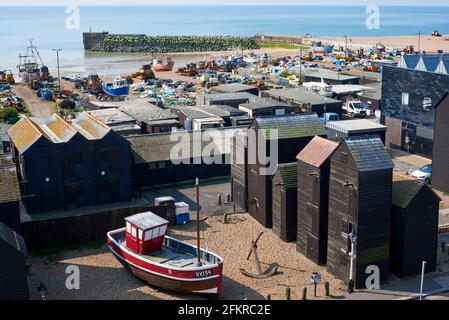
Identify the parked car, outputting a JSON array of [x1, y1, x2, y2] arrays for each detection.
[[411, 164, 432, 184], [320, 112, 340, 124], [337, 65, 350, 72]]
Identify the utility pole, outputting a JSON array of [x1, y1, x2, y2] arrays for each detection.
[[345, 35, 348, 52], [52, 48, 62, 93], [299, 49, 303, 83]]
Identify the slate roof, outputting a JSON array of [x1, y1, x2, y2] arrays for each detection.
[[255, 114, 326, 140], [275, 162, 297, 188], [71, 112, 111, 140], [297, 136, 340, 167], [345, 136, 394, 172], [125, 211, 169, 230], [0, 221, 28, 256], [392, 174, 440, 209], [127, 127, 244, 164], [0, 163, 20, 204]]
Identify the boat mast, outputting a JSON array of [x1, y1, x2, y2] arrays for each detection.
[[196, 177, 202, 266]]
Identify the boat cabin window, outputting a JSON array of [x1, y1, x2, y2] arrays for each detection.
[[126, 222, 131, 233], [131, 227, 137, 238], [138, 229, 143, 240]]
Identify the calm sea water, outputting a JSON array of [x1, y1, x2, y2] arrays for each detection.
[[1, 5, 449, 73]]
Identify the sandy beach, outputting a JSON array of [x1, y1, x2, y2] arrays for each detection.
[[308, 34, 449, 52], [27, 213, 346, 300]]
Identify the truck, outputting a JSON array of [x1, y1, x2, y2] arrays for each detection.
[[343, 100, 366, 118]]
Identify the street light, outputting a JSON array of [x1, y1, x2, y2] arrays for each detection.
[[37, 281, 48, 300], [348, 229, 357, 294], [52, 48, 62, 94]]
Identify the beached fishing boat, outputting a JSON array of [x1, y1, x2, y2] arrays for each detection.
[[152, 57, 175, 72], [101, 76, 130, 97], [107, 211, 224, 297]]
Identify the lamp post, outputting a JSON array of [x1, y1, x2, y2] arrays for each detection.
[[195, 178, 202, 267], [52, 48, 62, 93], [37, 282, 48, 300], [348, 229, 357, 294], [417, 31, 421, 54], [419, 261, 426, 300]]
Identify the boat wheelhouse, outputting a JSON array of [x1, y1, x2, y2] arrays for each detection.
[[107, 211, 223, 297], [102, 76, 130, 97]]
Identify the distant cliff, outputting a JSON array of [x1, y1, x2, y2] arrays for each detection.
[[82, 32, 259, 53]]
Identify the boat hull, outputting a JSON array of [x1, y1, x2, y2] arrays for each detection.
[[152, 64, 175, 72], [101, 85, 130, 97], [107, 229, 223, 297]]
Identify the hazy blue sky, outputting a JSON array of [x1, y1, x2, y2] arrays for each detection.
[[3, 0, 449, 5]]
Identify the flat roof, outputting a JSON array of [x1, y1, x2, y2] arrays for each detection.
[[240, 97, 293, 110], [265, 88, 341, 105], [211, 83, 258, 93], [200, 92, 255, 101], [325, 119, 386, 134], [88, 108, 136, 125], [302, 68, 360, 81]]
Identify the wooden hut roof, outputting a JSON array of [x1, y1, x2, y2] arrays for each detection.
[[41, 114, 78, 143], [345, 136, 394, 172], [392, 174, 441, 209], [125, 211, 169, 230], [0, 164, 20, 204], [296, 136, 340, 167], [7, 117, 49, 153], [0, 221, 28, 256], [71, 112, 111, 140], [275, 162, 297, 188], [255, 114, 325, 140]]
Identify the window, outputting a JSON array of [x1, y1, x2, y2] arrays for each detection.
[[131, 227, 136, 237], [144, 229, 153, 241], [126, 222, 131, 233], [423, 97, 432, 111], [153, 227, 161, 238], [138, 229, 143, 240], [401, 93, 409, 106], [160, 225, 167, 236], [149, 163, 157, 170]]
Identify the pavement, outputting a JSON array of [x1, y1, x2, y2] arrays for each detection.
[[13, 83, 56, 118]]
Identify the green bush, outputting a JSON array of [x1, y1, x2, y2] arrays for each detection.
[[0, 107, 19, 124]]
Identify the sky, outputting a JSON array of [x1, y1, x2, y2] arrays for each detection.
[[1, 0, 448, 6]]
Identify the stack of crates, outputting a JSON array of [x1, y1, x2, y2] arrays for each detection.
[[175, 202, 190, 225]]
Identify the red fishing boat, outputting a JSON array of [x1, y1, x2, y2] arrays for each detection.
[[107, 195, 223, 297], [152, 57, 175, 72]]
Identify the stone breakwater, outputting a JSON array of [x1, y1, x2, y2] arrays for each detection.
[[83, 32, 260, 53]]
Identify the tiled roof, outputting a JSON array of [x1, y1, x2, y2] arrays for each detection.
[[0, 163, 20, 204], [71, 112, 111, 140], [7, 117, 47, 153], [297, 136, 340, 167], [0, 221, 28, 256], [40, 114, 77, 143], [255, 114, 326, 140], [345, 136, 394, 172], [276, 162, 297, 188], [127, 127, 244, 164]]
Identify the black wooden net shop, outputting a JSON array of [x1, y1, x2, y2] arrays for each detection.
[[390, 175, 440, 278], [246, 114, 326, 228], [231, 130, 248, 212], [326, 136, 394, 289], [272, 162, 298, 242], [296, 136, 340, 265]]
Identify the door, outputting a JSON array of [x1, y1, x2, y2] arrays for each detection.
[[401, 121, 417, 154]]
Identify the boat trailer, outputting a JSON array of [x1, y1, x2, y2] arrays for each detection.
[[240, 232, 278, 279]]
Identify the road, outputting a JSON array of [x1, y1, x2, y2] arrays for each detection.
[[14, 84, 56, 119]]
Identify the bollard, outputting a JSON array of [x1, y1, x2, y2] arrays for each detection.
[[325, 282, 330, 297], [227, 193, 232, 202], [217, 194, 222, 205], [223, 213, 228, 224], [301, 287, 307, 300], [285, 287, 291, 300], [266, 294, 271, 300]]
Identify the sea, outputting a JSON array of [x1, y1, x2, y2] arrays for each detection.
[[1, 5, 449, 75]]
